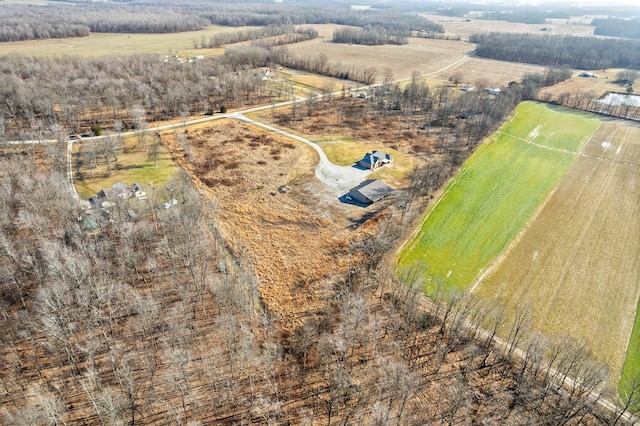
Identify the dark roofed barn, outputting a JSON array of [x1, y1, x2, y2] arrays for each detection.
[[348, 179, 394, 204]]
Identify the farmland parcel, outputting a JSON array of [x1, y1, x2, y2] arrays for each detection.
[[397, 102, 640, 386], [397, 102, 599, 292]]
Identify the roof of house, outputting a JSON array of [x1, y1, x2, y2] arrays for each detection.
[[350, 179, 394, 203], [358, 150, 392, 168]]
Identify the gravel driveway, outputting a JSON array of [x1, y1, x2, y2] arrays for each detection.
[[232, 113, 369, 196]]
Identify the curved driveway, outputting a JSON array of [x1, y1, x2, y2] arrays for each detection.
[[230, 112, 369, 195]]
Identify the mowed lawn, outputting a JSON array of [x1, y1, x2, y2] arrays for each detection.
[[73, 134, 179, 199], [474, 120, 640, 390], [397, 102, 599, 294]]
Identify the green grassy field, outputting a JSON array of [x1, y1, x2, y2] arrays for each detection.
[[396, 102, 599, 294], [73, 134, 179, 199], [622, 303, 640, 397]]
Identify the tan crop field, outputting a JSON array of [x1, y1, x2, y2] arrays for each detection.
[[420, 14, 595, 40], [438, 57, 547, 87], [0, 25, 250, 57], [287, 29, 474, 81], [473, 120, 640, 382]]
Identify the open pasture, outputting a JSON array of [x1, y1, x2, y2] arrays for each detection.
[[287, 31, 474, 81], [0, 25, 247, 57], [397, 103, 599, 293], [439, 57, 546, 88], [420, 14, 594, 40], [473, 119, 640, 385]]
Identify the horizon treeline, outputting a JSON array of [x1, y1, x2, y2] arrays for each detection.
[[0, 1, 442, 42], [471, 32, 640, 70]]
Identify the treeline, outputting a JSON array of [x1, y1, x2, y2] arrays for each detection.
[[593, 17, 640, 39], [0, 4, 208, 41], [0, 54, 270, 139], [541, 89, 640, 122], [196, 2, 443, 33], [333, 26, 408, 46], [204, 25, 317, 49], [471, 32, 640, 70], [250, 28, 318, 48], [0, 1, 442, 42]]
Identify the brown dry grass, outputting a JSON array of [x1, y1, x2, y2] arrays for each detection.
[[287, 31, 474, 81], [252, 97, 440, 188], [440, 57, 547, 87], [161, 120, 369, 332], [474, 120, 640, 383]]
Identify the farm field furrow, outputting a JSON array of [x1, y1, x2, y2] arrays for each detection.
[[397, 102, 599, 293], [474, 121, 640, 383]]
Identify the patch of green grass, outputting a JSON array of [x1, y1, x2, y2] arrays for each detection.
[[621, 300, 640, 399], [503, 102, 595, 152], [73, 135, 179, 199], [397, 102, 599, 294], [315, 138, 368, 166], [315, 138, 416, 187]]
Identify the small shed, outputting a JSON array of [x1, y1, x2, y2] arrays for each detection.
[[357, 150, 392, 170], [348, 179, 394, 204]]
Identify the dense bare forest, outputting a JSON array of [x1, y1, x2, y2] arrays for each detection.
[[471, 33, 640, 70], [593, 18, 640, 39]]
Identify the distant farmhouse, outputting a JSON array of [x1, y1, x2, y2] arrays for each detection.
[[357, 150, 392, 170], [348, 179, 394, 204], [89, 182, 146, 209]]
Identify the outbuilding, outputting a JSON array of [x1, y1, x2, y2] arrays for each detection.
[[348, 179, 394, 204]]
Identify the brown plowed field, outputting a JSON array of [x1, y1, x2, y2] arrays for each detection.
[[287, 28, 474, 81], [474, 120, 640, 381]]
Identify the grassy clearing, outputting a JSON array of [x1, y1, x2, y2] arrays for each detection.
[[622, 303, 640, 395], [0, 25, 248, 57], [73, 134, 179, 198], [397, 102, 599, 293]]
